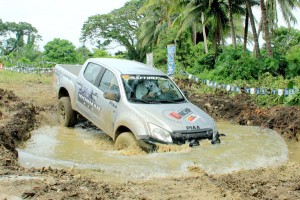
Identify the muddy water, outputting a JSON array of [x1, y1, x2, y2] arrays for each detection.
[[18, 122, 292, 182]]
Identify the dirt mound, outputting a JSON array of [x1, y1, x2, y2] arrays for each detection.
[[238, 106, 300, 140], [0, 88, 19, 103], [189, 92, 255, 121], [0, 89, 37, 166], [190, 92, 300, 141], [179, 79, 300, 141]]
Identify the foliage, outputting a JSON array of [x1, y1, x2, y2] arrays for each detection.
[[151, 27, 178, 71], [185, 42, 215, 74], [92, 49, 110, 58], [81, 0, 146, 61], [0, 20, 41, 56], [208, 45, 261, 81], [43, 38, 79, 64], [271, 27, 300, 56], [285, 44, 300, 78], [76, 46, 93, 64]]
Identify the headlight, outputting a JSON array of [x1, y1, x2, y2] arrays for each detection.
[[147, 123, 173, 143]]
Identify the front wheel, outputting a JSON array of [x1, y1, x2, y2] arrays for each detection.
[[114, 132, 137, 150], [58, 97, 76, 127]]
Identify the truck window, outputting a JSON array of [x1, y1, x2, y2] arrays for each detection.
[[99, 70, 119, 95], [83, 63, 103, 85]]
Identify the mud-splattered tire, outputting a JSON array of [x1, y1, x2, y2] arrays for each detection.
[[58, 97, 76, 127], [114, 132, 137, 150]]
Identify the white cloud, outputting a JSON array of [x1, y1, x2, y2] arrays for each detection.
[[0, 0, 129, 50]]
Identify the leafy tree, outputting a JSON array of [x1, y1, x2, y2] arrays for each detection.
[[271, 27, 300, 55], [92, 49, 110, 58], [211, 45, 261, 80], [43, 38, 78, 64], [285, 44, 300, 78], [81, 0, 147, 61], [0, 20, 40, 56], [76, 46, 93, 64]]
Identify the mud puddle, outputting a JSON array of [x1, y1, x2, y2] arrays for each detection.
[[18, 122, 290, 182]]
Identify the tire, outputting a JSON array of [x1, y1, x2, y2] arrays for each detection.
[[114, 132, 137, 150], [58, 97, 76, 127]]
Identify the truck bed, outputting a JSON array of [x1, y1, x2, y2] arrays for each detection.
[[59, 64, 82, 76]]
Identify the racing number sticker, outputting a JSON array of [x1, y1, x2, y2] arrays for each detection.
[[169, 108, 191, 120]]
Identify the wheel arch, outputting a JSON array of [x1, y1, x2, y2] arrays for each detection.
[[58, 86, 77, 110], [114, 126, 133, 141], [58, 87, 70, 99]]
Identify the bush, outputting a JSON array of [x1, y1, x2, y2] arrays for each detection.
[[210, 45, 260, 81], [285, 44, 300, 78]]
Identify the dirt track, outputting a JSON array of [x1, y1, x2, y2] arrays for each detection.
[[0, 75, 300, 199]]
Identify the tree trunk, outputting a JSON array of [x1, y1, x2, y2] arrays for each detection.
[[246, 0, 261, 58], [193, 22, 197, 45], [202, 12, 208, 54], [243, 9, 249, 51], [260, 0, 273, 57], [167, 13, 172, 29], [228, 0, 237, 48]]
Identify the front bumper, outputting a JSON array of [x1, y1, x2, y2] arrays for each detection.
[[138, 128, 218, 151], [171, 128, 214, 145]]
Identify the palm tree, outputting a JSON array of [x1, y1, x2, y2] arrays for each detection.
[[260, 0, 273, 57], [172, 1, 209, 52], [228, 0, 237, 48], [176, 0, 229, 54], [256, 0, 300, 57], [266, 0, 300, 30], [243, 8, 249, 51], [246, 0, 261, 58], [138, 0, 179, 48]]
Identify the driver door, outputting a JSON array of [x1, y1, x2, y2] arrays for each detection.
[[97, 69, 120, 136]]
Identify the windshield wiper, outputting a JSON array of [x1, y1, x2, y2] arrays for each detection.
[[129, 98, 151, 104], [155, 98, 186, 103]]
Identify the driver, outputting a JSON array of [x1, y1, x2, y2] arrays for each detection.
[[136, 80, 159, 99]]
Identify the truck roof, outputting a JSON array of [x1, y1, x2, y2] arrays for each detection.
[[88, 58, 166, 76]]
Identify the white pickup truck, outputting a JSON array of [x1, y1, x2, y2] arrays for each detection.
[[53, 58, 221, 151]]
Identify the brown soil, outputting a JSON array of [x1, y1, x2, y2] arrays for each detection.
[[0, 77, 300, 200]]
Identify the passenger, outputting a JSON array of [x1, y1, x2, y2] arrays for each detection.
[[159, 82, 178, 100]]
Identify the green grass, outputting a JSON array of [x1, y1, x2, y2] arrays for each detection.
[[0, 70, 53, 85]]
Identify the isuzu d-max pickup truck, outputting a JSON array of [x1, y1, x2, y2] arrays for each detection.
[[53, 58, 221, 151]]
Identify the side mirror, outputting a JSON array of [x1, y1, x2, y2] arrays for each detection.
[[103, 92, 120, 102], [182, 90, 188, 99]]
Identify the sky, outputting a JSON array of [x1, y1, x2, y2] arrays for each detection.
[[0, 0, 299, 53], [0, 0, 130, 51]]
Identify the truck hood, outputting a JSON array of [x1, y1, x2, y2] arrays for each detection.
[[132, 102, 215, 132]]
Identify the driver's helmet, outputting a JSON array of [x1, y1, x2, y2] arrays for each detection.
[[144, 80, 159, 93]]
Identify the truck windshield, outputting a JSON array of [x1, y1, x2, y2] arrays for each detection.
[[121, 75, 185, 104]]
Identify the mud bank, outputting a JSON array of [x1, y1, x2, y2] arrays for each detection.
[[190, 92, 300, 141], [0, 80, 300, 199]]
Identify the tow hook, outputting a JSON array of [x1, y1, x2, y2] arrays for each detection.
[[189, 139, 200, 147], [211, 132, 225, 145]]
